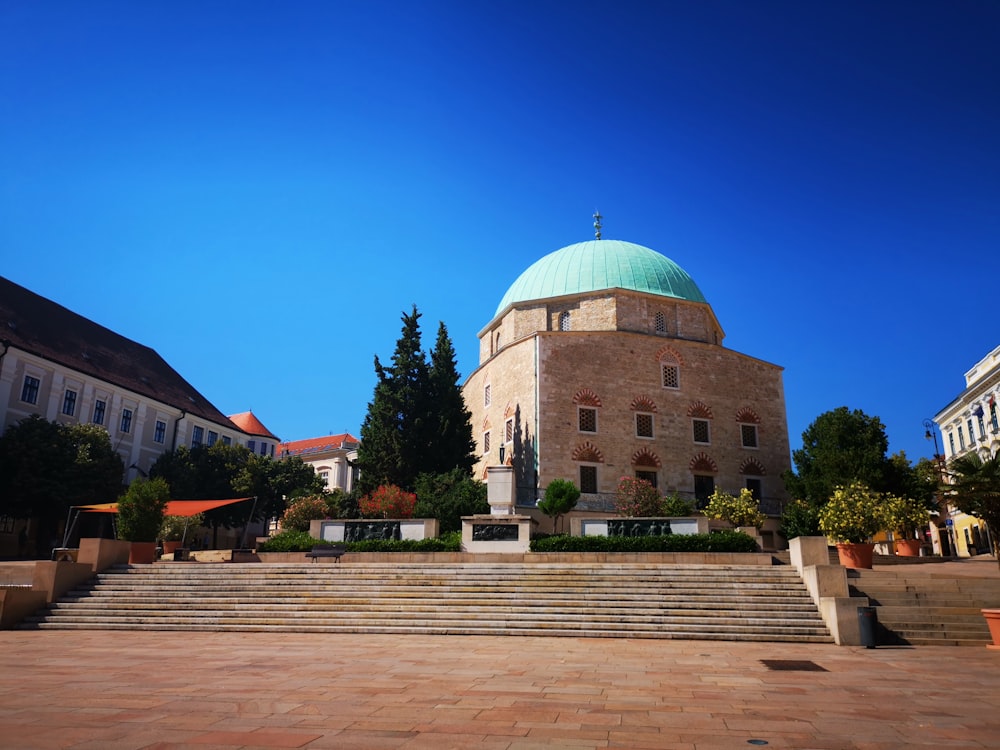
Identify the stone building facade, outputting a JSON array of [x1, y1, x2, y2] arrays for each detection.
[[462, 238, 792, 520]]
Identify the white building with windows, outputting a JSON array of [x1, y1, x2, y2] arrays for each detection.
[[462, 235, 792, 541], [931, 343, 1000, 556], [276, 434, 360, 494], [0, 275, 273, 482]]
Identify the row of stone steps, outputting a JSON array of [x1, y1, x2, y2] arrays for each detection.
[[21, 562, 834, 643], [848, 569, 1000, 646]]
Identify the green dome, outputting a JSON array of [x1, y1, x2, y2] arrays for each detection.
[[495, 239, 706, 315]]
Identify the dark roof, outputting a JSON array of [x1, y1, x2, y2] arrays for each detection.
[[0, 275, 237, 429]]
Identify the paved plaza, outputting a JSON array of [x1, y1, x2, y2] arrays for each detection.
[[1, 628, 999, 750]]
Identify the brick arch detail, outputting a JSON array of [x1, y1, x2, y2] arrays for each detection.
[[504, 402, 516, 419], [655, 344, 685, 365], [630, 395, 658, 413], [573, 388, 603, 407], [631, 447, 662, 468], [482, 417, 492, 431], [689, 452, 718, 473], [735, 407, 760, 424], [740, 458, 767, 476], [687, 401, 714, 419], [572, 441, 605, 463]]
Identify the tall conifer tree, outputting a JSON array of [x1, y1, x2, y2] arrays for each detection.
[[357, 309, 476, 493], [427, 321, 476, 476], [357, 306, 430, 492]]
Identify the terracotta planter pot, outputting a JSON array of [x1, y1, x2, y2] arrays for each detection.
[[161, 541, 182, 555], [128, 541, 158, 564], [836, 542, 875, 569], [895, 539, 922, 557], [983, 609, 1000, 650]]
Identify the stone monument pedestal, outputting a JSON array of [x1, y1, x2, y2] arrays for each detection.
[[461, 465, 532, 553]]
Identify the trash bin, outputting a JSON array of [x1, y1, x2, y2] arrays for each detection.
[[858, 606, 877, 648]]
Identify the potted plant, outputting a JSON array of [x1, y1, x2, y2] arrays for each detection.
[[118, 477, 170, 564], [160, 512, 204, 554], [818, 483, 885, 569], [884, 495, 930, 557]]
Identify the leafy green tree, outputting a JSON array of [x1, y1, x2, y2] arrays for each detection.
[[117, 477, 170, 543], [235, 452, 324, 523], [783, 407, 891, 504], [0, 415, 75, 521], [413, 469, 489, 533], [64, 423, 126, 508], [150, 443, 320, 544], [778, 499, 821, 540], [426, 321, 476, 476], [357, 306, 430, 493], [946, 452, 1000, 567], [538, 478, 580, 533], [0, 416, 125, 555]]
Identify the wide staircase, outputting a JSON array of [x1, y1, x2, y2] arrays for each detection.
[[848, 568, 1000, 646], [20, 561, 833, 643]]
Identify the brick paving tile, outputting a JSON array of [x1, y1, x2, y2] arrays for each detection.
[[2, 631, 1000, 749]]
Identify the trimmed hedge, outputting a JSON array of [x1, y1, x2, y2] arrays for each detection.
[[530, 530, 759, 553], [260, 529, 757, 554], [257, 529, 463, 553]]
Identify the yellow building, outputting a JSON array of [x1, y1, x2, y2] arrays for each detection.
[[931, 344, 999, 557]]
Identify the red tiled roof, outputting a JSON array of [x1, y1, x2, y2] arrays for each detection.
[[228, 411, 279, 440], [278, 433, 359, 458], [1, 276, 237, 429]]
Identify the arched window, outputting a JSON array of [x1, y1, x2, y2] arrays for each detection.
[[654, 311, 666, 334]]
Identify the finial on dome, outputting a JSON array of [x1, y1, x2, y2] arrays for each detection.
[[593, 210, 603, 240]]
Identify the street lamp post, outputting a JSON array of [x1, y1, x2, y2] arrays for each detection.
[[923, 419, 956, 557]]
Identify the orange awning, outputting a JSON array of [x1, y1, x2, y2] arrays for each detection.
[[77, 498, 251, 516]]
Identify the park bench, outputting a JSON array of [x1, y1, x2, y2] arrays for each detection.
[[306, 544, 346, 563]]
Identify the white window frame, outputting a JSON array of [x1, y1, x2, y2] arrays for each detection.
[[692, 418, 711, 445], [579, 464, 598, 494], [578, 406, 598, 434], [661, 364, 680, 390], [635, 412, 654, 439]]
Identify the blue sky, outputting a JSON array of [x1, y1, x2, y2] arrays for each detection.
[[2, 1, 998, 467]]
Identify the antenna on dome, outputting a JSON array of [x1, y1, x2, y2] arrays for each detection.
[[593, 210, 603, 240]]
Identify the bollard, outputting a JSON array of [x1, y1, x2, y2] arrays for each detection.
[[858, 606, 877, 648]]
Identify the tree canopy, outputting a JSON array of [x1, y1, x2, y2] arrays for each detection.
[[538, 478, 580, 534], [0, 415, 124, 554], [150, 443, 323, 530], [357, 306, 475, 492], [413, 469, 488, 533], [783, 407, 891, 503]]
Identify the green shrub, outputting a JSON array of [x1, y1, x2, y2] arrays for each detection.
[[280, 495, 331, 532], [530, 530, 758, 553], [659, 493, 694, 517], [779, 499, 821, 539], [257, 529, 317, 552], [413, 470, 489, 533], [703, 488, 766, 529], [117, 477, 170, 543], [257, 529, 464, 553]]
